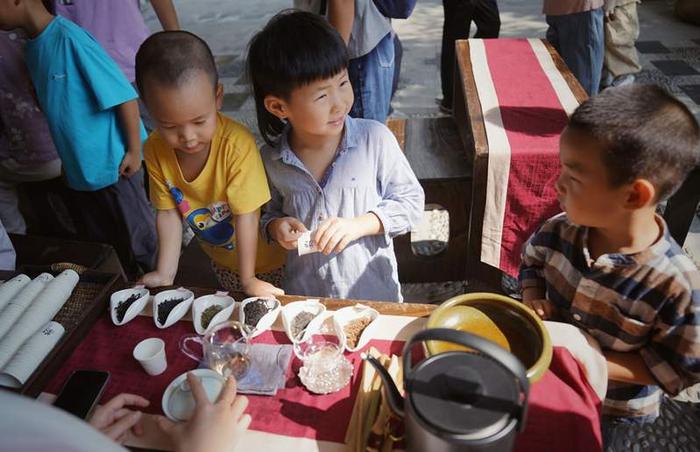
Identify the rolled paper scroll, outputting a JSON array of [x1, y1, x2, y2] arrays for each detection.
[[0, 321, 65, 388], [0, 270, 78, 369], [0, 273, 54, 341], [0, 274, 31, 314]]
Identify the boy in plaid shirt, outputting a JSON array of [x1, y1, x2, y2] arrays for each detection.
[[520, 85, 700, 427]]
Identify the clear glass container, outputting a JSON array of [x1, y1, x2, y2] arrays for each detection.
[[294, 330, 353, 394]]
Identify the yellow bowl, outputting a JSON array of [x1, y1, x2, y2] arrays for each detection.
[[426, 292, 552, 383]]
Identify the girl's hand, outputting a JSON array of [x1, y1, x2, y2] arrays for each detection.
[[88, 393, 150, 444], [269, 217, 307, 250], [524, 298, 556, 320], [241, 276, 284, 297], [156, 373, 251, 452], [313, 217, 362, 255]]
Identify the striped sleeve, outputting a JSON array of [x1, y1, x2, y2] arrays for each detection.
[[640, 269, 700, 395], [519, 220, 558, 290]]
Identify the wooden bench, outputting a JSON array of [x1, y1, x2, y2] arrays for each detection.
[[387, 117, 471, 283]]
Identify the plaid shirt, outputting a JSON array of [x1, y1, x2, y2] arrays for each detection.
[[520, 213, 700, 422]]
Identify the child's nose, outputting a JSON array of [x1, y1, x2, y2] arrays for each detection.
[[179, 127, 196, 143]]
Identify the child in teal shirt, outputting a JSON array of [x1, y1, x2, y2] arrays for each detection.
[[0, 0, 156, 276]]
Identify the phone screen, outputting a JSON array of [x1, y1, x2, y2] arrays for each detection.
[[53, 370, 110, 420]]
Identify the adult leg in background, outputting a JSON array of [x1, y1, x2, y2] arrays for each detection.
[[441, 0, 476, 109], [348, 31, 395, 122], [546, 8, 604, 96]]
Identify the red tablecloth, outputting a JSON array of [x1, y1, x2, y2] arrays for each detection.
[[470, 38, 581, 276], [46, 314, 601, 451]]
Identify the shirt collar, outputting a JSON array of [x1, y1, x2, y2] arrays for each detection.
[[270, 115, 359, 162], [581, 214, 671, 268]]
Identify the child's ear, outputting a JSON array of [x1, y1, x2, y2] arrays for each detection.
[[264, 95, 287, 120], [215, 83, 224, 111], [626, 179, 656, 209]]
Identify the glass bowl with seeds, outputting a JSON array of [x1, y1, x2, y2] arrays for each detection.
[[332, 304, 379, 352], [281, 299, 327, 343], [192, 291, 235, 335], [239, 296, 281, 338], [153, 287, 195, 329], [110, 287, 150, 326]]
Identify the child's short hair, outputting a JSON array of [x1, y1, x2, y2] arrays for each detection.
[[135, 31, 218, 98], [568, 84, 700, 201], [246, 10, 349, 145]]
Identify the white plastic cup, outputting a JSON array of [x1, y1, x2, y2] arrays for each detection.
[[133, 338, 167, 376]]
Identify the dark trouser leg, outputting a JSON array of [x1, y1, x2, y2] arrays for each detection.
[[392, 34, 403, 99], [64, 170, 156, 278], [473, 0, 500, 38], [441, 0, 475, 107]]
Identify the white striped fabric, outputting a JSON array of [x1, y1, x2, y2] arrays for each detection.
[[469, 38, 512, 269]]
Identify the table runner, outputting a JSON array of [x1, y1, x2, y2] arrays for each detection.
[[44, 312, 602, 451], [470, 38, 581, 276]]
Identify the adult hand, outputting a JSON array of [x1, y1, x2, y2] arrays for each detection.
[[269, 217, 307, 250], [156, 373, 251, 452], [119, 149, 142, 177], [603, 0, 618, 20], [241, 276, 284, 297], [313, 217, 362, 255], [138, 270, 175, 288], [524, 298, 556, 320], [88, 393, 150, 443]]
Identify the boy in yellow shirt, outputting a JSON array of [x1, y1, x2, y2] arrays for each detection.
[[135, 31, 285, 296]]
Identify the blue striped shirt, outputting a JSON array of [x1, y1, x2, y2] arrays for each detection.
[[260, 116, 424, 301]]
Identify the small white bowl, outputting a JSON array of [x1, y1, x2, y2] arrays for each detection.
[[239, 296, 281, 338], [162, 369, 225, 421], [281, 299, 327, 343], [110, 287, 150, 326], [153, 287, 195, 329], [333, 304, 379, 352], [192, 291, 235, 335]]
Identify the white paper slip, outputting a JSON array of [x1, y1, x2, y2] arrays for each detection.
[[297, 231, 320, 256], [0, 321, 65, 388]]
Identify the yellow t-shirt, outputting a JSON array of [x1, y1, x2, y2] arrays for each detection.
[[144, 113, 285, 273]]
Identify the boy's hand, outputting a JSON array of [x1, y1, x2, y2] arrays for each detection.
[[88, 393, 150, 444], [241, 276, 284, 297], [139, 270, 175, 288], [119, 149, 142, 177], [524, 298, 556, 320], [156, 373, 251, 452], [313, 217, 362, 255], [269, 217, 307, 250]]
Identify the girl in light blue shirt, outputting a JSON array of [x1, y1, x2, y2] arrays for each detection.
[[247, 11, 424, 302]]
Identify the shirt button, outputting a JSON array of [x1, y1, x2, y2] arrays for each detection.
[[573, 313, 582, 321]]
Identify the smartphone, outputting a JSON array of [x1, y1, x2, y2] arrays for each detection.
[[53, 370, 110, 420]]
